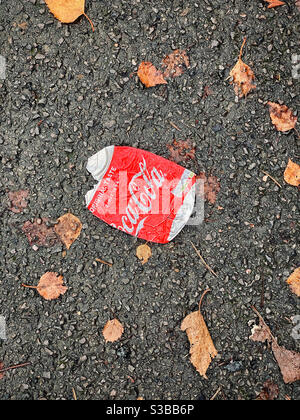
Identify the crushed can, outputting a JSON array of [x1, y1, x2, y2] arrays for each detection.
[[85, 146, 196, 244]]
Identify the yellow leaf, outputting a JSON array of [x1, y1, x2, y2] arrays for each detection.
[[181, 290, 217, 379], [45, 0, 94, 31]]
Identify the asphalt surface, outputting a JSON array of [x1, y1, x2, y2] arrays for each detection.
[[0, 0, 299, 401]]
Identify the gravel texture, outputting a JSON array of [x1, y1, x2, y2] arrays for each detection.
[[0, 0, 299, 400]]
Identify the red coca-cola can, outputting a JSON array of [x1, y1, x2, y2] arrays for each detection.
[[86, 146, 196, 244]]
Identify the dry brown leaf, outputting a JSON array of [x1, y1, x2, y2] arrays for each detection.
[[196, 172, 221, 205], [265, 0, 286, 8], [22, 218, 60, 248], [268, 102, 297, 132], [272, 341, 300, 384], [22, 272, 68, 301], [284, 159, 300, 187], [55, 213, 82, 250], [103, 319, 124, 343], [256, 380, 279, 400], [167, 139, 196, 163], [250, 317, 273, 344], [45, 0, 94, 31], [250, 307, 300, 384], [181, 290, 218, 379], [137, 62, 167, 88], [162, 49, 190, 79], [229, 38, 256, 98], [286, 267, 300, 297], [18, 22, 28, 30], [8, 190, 29, 214], [296, 0, 300, 11], [136, 244, 152, 265]]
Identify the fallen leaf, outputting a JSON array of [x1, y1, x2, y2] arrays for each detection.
[[250, 307, 300, 384], [284, 159, 300, 187], [45, 0, 94, 31], [229, 37, 256, 98], [196, 172, 221, 205], [167, 139, 195, 163], [18, 22, 28, 30], [272, 341, 300, 384], [8, 190, 29, 214], [268, 102, 297, 132], [296, 0, 300, 11], [55, 213, 82, 250], [103, 319, 124, 343], [257, 380, 279, 400], [22, 272, 68, 301], [250, 316, 273, 344], [286, 267, 300, 297], [181, 290, 218, 379], [265, 0, 286, 8], [136, 244, 152, 265], [162, 49, 190, 79], [22, 218, 59, 248], [137, 62, 167, 88]]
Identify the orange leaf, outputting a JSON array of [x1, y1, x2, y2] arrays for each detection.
[[286, 267, 300, 297], [55, 213, 82, 250], [162, 49, 190, 79], [103, 319, 124, 343], [181, 290, 217, 379], [137, 62, 167, 88], [136, 244, 152, 265], [284, 159, 300, 187], [229, 38, 256, 98], [268, 102, 297, 132], [23, 272, 68, 301], [265, 0, 286, 8], [45, 0, 94, 31]]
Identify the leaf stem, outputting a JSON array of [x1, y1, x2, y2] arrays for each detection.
[[83, 13, 95, 32], [239, 37, 247, 60]]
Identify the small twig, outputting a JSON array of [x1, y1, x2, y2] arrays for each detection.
[[190, 241, 218, 278], [95, 259, 113, 267], [0, 362, 31, 374], [260, 277, 265, 309], [261, 170, 282, 188], [169, 121, 181, 131], [72, 388, 77, 401], [210, 387, 222, 401]]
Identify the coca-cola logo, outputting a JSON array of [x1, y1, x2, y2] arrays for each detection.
[[120, 157, 165, 235]]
